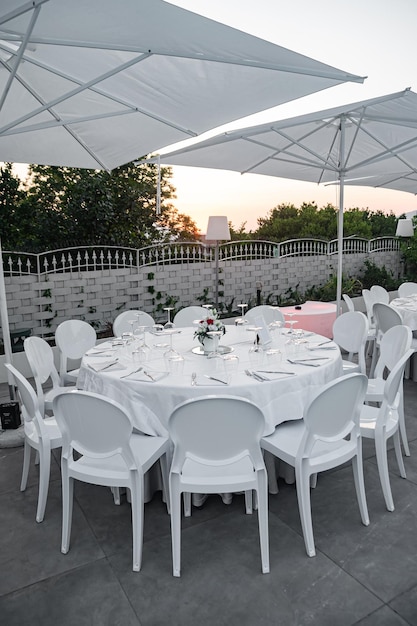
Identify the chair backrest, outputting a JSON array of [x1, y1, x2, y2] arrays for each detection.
[[168, 396, 265, 467], [342, 293, 355, 312], [373, 302, 402, 336], [53, 390, 136, 467], [173, 306, 208, 328], [362, 289, 375, 326], [4, 363, 49, 440], [379, 349, 414, 427], [55, 319, 97, 377], [245, 305, 285, 325], [374, 325, 412, 378], [398, 282, 417, 298], [113, 310, 155, 336], [300, 373, 367, 458], [24, 335, 59, 384], [370, 285, 390, 305], [332, 311, 369, 374]]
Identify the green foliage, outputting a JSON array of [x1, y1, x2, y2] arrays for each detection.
[[240, 201, 399, 242], [400, 235, 417, 280], [359, 260, 400, 290], [305, 275, 363, 301], [1, 161, 199, 251]]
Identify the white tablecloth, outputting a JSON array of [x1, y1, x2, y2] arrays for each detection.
[[391, 295, 417, 330], [77, 326, 343, 438]]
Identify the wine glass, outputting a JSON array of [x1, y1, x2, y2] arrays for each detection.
[[247, 325, 263, 367], [284, 311, 298, 334], [164, 306, 175, 329], [163, 328, 179, 359], [236, 303, 248, 328], [202, 303, 214, 317]]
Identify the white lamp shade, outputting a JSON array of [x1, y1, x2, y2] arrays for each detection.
[[396, 218, 414, 237], [206, 216, 231, 241]]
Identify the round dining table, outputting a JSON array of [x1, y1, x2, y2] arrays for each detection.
[[77, 325, 342, 498], [77, 325, 342, 438]]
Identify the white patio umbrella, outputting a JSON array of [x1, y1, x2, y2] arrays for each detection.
[[152, 88, 417, 315], [0, 0, 364, 396]]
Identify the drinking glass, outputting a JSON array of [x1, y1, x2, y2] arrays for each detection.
[[206, 330, 223, 359], [223, 354, 240, 383], [164, 307, 175, 329]]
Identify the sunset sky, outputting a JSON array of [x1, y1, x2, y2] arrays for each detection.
[[162, 0, 417, 232]]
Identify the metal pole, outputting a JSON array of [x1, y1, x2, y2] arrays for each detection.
[[0, 239, 15, 399], [214, 242, 219, 308], [336, 116, 346, 317]]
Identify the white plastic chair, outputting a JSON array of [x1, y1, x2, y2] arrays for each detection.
[[370, 285, 390, 305], [245, 305, 285, 326], [173, 306, 208, 327], [361, 289, 378, 356], [261, 373, 369, 557], [342, 293, 355, 312], [168, 395, 269, 577], [369, 302, 403, 377], [366, 325, 412, 457], [360, 348, 414, 511], [5, 363, 62, 523], [53, 390, 170, 572], [24, 336, 72, 416], [113, 310, 155, 336], [398, 282, 417, 298], [332, 311, 369, 375], [55, 319, 97, 385]]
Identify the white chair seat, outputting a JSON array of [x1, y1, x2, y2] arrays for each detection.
[[181, 456, 255, 488], [25, 417, 61, 447], [360, 404, 398, 437]]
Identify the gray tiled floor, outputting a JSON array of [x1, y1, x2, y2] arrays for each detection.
[[0, 377, 416, 625]]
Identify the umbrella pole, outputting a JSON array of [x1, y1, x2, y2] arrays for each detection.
[[336, 117, 346, 317], [0, 240, 15, 399]]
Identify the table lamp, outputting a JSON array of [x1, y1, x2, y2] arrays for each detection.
[[206, 216, 230, 308]]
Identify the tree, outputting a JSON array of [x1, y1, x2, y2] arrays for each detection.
[[0, 163, 25, 249], [2, 161, 199, 251]]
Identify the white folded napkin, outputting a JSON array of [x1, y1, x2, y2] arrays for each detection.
[[87, 358, 125, 372]]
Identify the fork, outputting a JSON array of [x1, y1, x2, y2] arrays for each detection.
[[191, 372, 197, 386], [143, 370, 155, 381], [244, 369, 265, 382]]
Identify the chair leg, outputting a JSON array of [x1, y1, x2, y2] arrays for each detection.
[[263, 450, 279, 494], [393, 431, 407, 479], [61, 461, 73, 554], [111, 487, 121, 505], [351, 448, 370, 526], [130, 476, 144, 572], [295, 464, 315, 557], [159, 454, 170, 514], [369, 342, 379, 378], [20, 440, 31, 491], [375, 433, 394, 512], [36, 444, 51, 523], [183, 492, 192, 517], [256, 470, 270, 574], [398, 387, 410, 457], [169, 474, 182, 577], [245, 490, 253, 514]]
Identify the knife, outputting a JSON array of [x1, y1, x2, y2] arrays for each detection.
[[204, 375, 228, 385]]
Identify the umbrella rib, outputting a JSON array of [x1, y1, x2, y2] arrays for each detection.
[[0, 31, 364, 82], [0, 4, 41, 114], [0, 44, 198, 139]]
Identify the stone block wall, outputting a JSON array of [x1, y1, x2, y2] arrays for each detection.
[[2, 247, 402, 339]]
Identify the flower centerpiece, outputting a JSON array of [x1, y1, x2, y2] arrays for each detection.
[[194, 308, 226, 352]]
